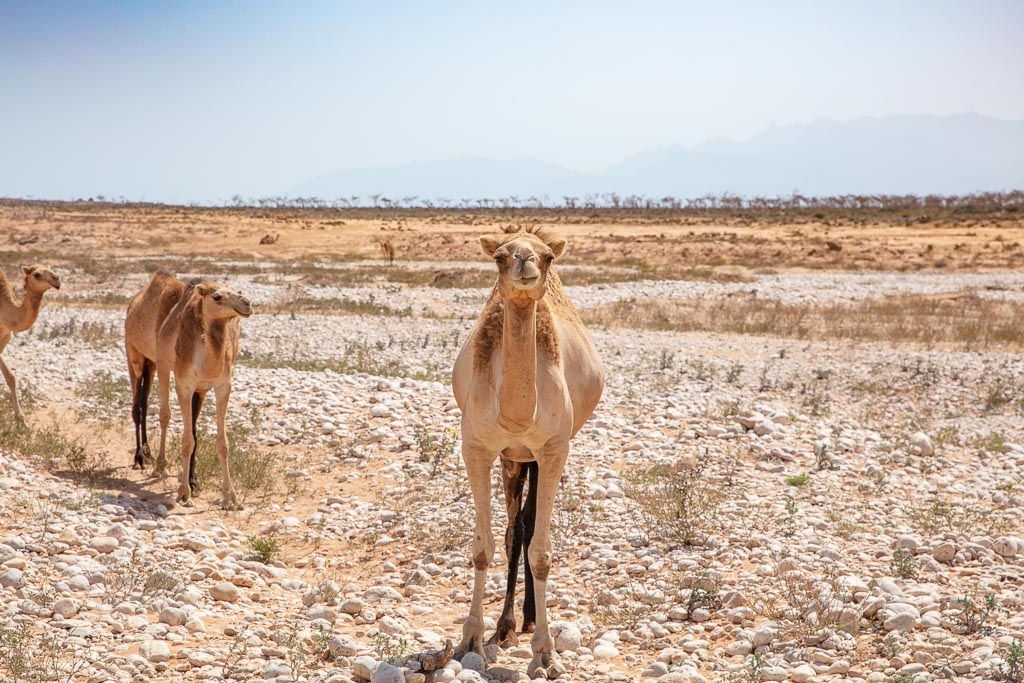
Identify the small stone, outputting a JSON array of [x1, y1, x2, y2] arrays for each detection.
[[159, 607, 188, 626], [790, 664, 816, 682], [210, 582, 239, 602], [353, 655, 378, 680], [994, 537, 1019, 558], [909, 432, 934, 456], [139, 640, 171, 663], [932, 541, 956, 563], [52, 598, 79, 618], [460, 652, 486, 674], [328, 634, 358, 658], [372, 662, 405, 683], [0, 568, 25, 589], [883, 612, 916, 632], [89, 536, 119, 553], [550, 621, 582, 652], [341, 598, 366, 615]]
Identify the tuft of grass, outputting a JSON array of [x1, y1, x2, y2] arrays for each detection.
[[372, 633, 410, 666], [247, 530, 283, 564], [413, 425, 458, 477], [889, 548, 919, 580], [0, 623, 91, 682], [951, 590, 1003, 635], [998, 639, 1024, 683], [785, 473, 810, 487], [237, 347, 442, 382], [76, 370, 131, 423]]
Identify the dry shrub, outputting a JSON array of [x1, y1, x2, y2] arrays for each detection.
[[905, 495, 1012, 537], [750, 561, 858, 641], [624, 457, 727, 546]]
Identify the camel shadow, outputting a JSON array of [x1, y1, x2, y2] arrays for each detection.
[[50, 463, 176, 516]]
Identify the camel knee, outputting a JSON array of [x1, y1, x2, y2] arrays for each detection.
[[472, 534, 495, 570], [528, 546, 552, 582]]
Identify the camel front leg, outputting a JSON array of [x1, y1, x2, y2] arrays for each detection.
[[214, 382, 240, 510], [456, 442, 497, 662], [0, 355, 24, 424], [175, 386, 195, 505], [155, 366, 171, 473], [527, 444, 569, 680], [490, 459, 527, 648]]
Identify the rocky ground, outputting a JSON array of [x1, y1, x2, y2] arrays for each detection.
[[1, 261, 1023, 683]]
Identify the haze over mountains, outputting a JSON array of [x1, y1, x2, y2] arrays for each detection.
[[291, 114, 1024, 202]]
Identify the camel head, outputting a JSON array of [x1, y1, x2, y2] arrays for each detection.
[[23, 264, 61, 293], [195, 283, 253, 320], [480, 229, 566, 303]]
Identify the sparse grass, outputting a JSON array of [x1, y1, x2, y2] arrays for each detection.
[[33, 318, 121, 348], [414, 425, 458, 477], [372, 632, 410, 666], [267, 296, 415, 317], [785, 473, 810, 487], [584, 294, 1024, 350], [624, 457, 727, 547], [951, 590, 1003, 635], [889, 548, 919, 580], [973, 431, 1009, 454], [100, 546, 183, 605], [247, 529, 284, 564], [0, 397, 106, 485], [76, 370, 131, 422], [0, 623, 91, 683], [237, 347, 442, 381], [750, 561, 857, 640], [553, 475, 607, 544], [998, 639, 1024, 683], [590, 580, 666, 630], [905, 495, 1012, 537]]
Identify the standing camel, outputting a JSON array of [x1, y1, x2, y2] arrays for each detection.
[[157, 279, 252, 509], [379, 237, 396, 266], [0, 265, 61, 422], [452, 227, 604, 679]]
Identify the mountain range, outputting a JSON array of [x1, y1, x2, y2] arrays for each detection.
[[290, 114, 1024, 201]]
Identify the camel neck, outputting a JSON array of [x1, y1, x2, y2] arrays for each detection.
[[498, 299, 537, 434], [4, 287, 43, 332], [200, 317, 229, 375]]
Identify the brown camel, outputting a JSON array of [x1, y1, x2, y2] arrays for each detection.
[[451, 227, 605, 679], [124, 270, 187, 470], [379, 237, 396, 265], [157, 278, 252, 508], [0, 265, 61, 422]]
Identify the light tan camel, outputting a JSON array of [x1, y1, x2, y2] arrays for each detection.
[[451, 227, 604, 679], [379, 237, 396, 265], [124, 270, 187, 470], [157, 278, 252, 509], [0, 265, 61, 423]]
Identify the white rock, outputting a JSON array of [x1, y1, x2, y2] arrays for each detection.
[[210, 582, 239, 602], [550, 621, 582, 652], [89, 536, 119, 553], [140, 640, 171, 663]]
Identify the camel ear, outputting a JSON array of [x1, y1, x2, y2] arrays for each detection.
[[22, 265, 34, 275], [195, 283, 213, 297], [547, 237, 567, 259], [479, 236, 501, 257]]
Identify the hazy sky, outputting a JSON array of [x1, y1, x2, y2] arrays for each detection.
[[2, 0, 1022, 202]]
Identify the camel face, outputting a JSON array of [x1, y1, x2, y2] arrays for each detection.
[[197, 285, 253, 319], [23, 265, 61, 292], [481, 233, 566, 302]]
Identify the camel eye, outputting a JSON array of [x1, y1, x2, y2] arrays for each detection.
[[213, 293, 223, 302], [34, 273, 41, 278]]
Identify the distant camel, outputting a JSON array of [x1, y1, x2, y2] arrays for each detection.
[[452, 227, 604, 679], [0, 265, 61, 422], [260, 233, 280, 245], [379, 237, 396, 265]]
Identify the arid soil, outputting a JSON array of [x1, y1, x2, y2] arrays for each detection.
[[0, 207, 1023, 683]]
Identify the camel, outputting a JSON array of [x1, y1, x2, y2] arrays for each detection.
[[125, 270, 252, 509], [379, 237, 396, 266], [451, 227, 604, 679], [157, 277, 252, 509], [0, 265, 61, 422]]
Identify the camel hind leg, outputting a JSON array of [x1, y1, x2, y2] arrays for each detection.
[[129, 355, 154, 469], [176, 388, 205, 505], [521, 461, 539, 635], [0, 330, 24, 424], [489, 459, 528, 648]]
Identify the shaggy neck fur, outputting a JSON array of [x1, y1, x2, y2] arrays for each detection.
[[0, 273, 44, 332], [176, 296, 229, 377]]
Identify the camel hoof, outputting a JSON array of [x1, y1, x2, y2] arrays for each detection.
[[221, 498, 242, 511], [528, 653, 565, 679], [454, 638, 485, 663], [522, 621, 536, 635]]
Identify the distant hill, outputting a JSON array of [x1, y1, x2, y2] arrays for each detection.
[[290, 114, 1024, 201]]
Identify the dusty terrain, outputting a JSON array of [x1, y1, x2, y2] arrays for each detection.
[[1, 204, 1023, 683]]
